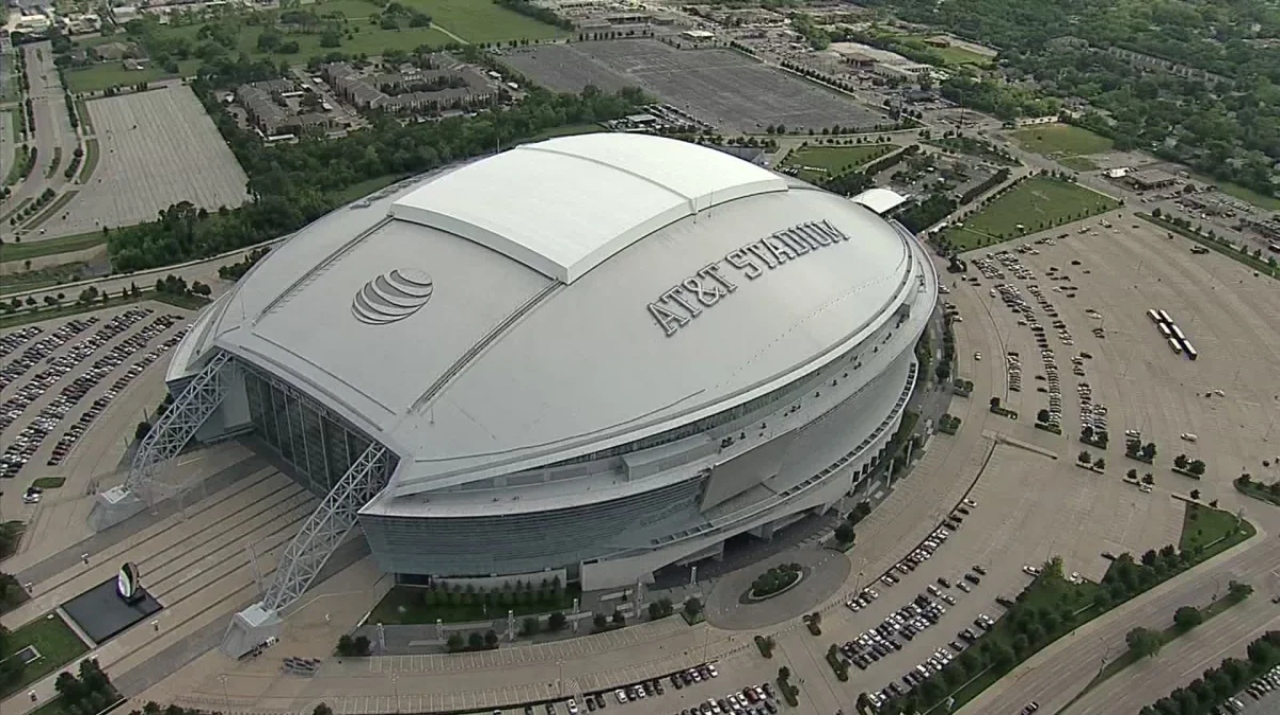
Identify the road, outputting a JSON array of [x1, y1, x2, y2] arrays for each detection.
[[958, 524, 1280, 715], [0, 41, 78, 228]]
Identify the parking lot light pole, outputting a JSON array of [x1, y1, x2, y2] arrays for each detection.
[[219, 675, 230, 712], [392, 674, 400, 713], [557, 661, 564, 697]]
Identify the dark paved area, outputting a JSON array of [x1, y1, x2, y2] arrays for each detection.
[[500, 40, 887, 133], [62, 578, 163, 644]]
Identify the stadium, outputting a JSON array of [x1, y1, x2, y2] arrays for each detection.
[[91, 133, 937, 653]]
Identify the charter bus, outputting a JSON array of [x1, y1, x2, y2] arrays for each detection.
[[1157, 309, 1173, 325], [1147, 309, 1160, 323], [1171, 325, 1186, 341], [1168, 337, 1183, 353], [1183, 342, 1198, 360], [1159, 324, 1172, 338]]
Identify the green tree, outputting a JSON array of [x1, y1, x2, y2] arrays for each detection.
[[1126, 627, 1161, 658], [834, 522, 855, 545], [468, 631, 484, 649], [684, 597, 702, 619], [1173, 605, 1203, 630], [1227, 580, 1253, 603], [446, 633, 464, 651], [548, 612, 567, 630]]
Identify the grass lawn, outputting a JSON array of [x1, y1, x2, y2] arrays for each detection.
[[7, 108, 21, 142], [76, 99, 93, 134], [0, 197, 33, 225], [0, 613, 90, 701], [369, 585, 580, 625], [1236, 479, 1280, 506], [4, 147, 27, 186], [1011, 125, 1114, 158], [31, 477, 67, 489], [80, 138, 100, 182], [782, 143, 895, 182], [398, 0, 569, 43], [64, 60, 202, 94], [1180, 502, 1255, 557], [0, 262, 90, 297], [1059, 156, 1099, 172], [943, 177, 1121, 251], [0, 289, 208, 329], [0, 231, 107, 265]]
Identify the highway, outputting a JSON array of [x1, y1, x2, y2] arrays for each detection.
[[957, 499, 1280, 715]]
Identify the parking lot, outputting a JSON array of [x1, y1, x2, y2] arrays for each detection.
[[500, 40, 887, 133], [33, 85, 249, 239], [1, 308, 188, 481]]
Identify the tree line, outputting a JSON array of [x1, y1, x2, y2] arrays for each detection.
[[862, 0, 1280, 200], [1139, 630, 1280, 715], [105, 56, 646, 272]]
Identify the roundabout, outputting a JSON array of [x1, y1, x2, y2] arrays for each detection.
[[705, 550, 851, 630]]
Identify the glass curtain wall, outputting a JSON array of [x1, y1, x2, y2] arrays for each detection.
[[241, 363, 391, 495]]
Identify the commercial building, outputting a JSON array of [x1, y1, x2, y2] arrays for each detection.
[[97, 134, 936, 654]]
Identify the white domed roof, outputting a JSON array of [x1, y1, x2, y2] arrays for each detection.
[[172, 134, 921, 494]]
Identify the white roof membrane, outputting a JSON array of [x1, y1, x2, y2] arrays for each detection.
[[389, 133, 788, 284]]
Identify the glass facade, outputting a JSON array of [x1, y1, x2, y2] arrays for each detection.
[[242, 364, 389, 496]]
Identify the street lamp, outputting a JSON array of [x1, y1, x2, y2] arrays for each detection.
[[218, 675, 230, 712], [391, 674, 400, 714], [557, 661, 564, 697]]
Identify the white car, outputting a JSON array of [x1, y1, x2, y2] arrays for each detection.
[[707, 664, 719, 678], [974, 352, 982, 361], [615, 690, 627, 704], [22, 493, 40, 504], [568, 701, 579, 715], [1023, 565, 1042, 576], [1180, 433, 1198, 442]]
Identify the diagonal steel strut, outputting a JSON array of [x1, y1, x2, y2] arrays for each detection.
[[263, 443, 390, 613], [126, 351, 235, 504]]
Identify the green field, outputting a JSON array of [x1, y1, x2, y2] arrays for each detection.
[[65, 60, 200, 93], [1059, 156, 1099, 172], [898, 36, 995, 67], [1011, 124, 1113, 161], [0, 231, 107, 265], [782, 143, 895, 182], [943, 177, 1121, 251], [0, 263, 89, 297], [67, 0, 565, 91], [0, 613, 90, 701], [395, 0, 568, 43], [1181, 501, 1255, 557]]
